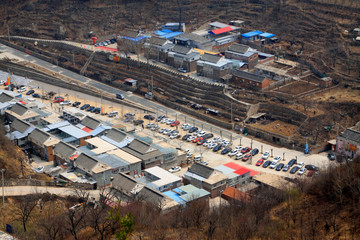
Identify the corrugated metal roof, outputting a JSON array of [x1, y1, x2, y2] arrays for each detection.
[[214, 165, 235, 174], [209, 21, 230, 28], [227, 43, 250, 54], [188, 163, 214, 179], [233, 69, 266, 83], [241, 31, 263, 38], [81, 116, 101, 130], [162, 32, 184, 39], [209, 26, 233, 35], [45, 121, 70, 131], [11, 118, 30, 133], [10, 103, 28, 116], [59, 125, 91, 139], [340, 129, 360, 144], [259, 32, 275, 38]]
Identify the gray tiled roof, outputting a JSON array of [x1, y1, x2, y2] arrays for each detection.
[[172, 45, 192, 55], [148, 36, 168, 46], [28, 128, 50, 145], [105, 128, 127, 142], [201, 53, 222, 64], [10, 103, 28, 116], [138, 186, 166, 203], [179, 33, 209, 43], [123, 139, 162, 161], [0, 93, 14, 103], [228, 43, 250, 54], [81, 116, 101, 130], [53, 141, 76, 159], [10, 118, 30, 133], [340, 129, 360, 144], [121, 29, 140, 39], [112, 173, 143, 194], [75, 153, 98, 173], [233, 70, 266, 83], [188, 163, 214, 179]]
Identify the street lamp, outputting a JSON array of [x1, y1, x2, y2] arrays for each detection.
[[239, 136, 242, 146], [271, 148, 273, 158], [1, 169, 5, 209], [283, 152, 285, 161], [261, 145, 263, 154]]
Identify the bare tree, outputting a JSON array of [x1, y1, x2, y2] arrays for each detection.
[[65, 205, 89, 240], [14, 194, 40, 232]]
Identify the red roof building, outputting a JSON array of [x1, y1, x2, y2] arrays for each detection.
[[209, 26, 234, 35], [222, 187, 251, 202], [224, 162, 259, 177]]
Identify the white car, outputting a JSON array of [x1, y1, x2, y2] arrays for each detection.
[[270, 161, 278, 169], [160, 118, 168, 124], [163, 129, 171, 135], [183, 124, 193, 131], [169, 166, 181, 173], [159, 128, 167, 133], [146, 123, 155, 128], [18, 87, 27, 93], [186, 153, 193, 159], [234, 145, 243, 151], [228, 149, 238, 157], [298, 168, 307, 175], [197, 131, 206, 137], [34, 166, 44, 173], [274, 156, 282, 162], [166, 119, 175, 125], [187, 136, 195, 142], [297, 162, 305, 168], [170, 133, 179, 139], [262, 151, 270, 160], [208, 143, 217, 149], [60, 100, 72, 105], [235, 153, 243, 160], [185, 149, 191, 153], [200, 161, 209, 165]]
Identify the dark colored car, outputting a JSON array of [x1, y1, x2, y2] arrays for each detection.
[[241, 147, 251, 154], [242, 154, 251, 161], [133, 120, 144, 125], [203, 133, 214, 140], [144, 115, 155, 120], [91, 107, 98, 113], [32, 94, 41, 98], [156, 115, 165, 122], [94, 108, 101, 114], [251, 148, 259, 156], [287, 159, 297, 167], [305, 165, 319, 171], [72, 102, 81, 107], [182, 134, 191, 141], [262, 160, 272, 168], [197, 139, 207, 145], [189, 127, 198, 133], [221, 148, 231, 155], [276, 163, 285, 171], [87, 106, 95, 112], [290, 166, 300, 174], [213, 144, 222, 152], [80, 104, 90, 110], [26, 90, 35, 95], [328, 153, 335, 160]]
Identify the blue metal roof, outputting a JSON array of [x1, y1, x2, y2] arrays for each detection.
[[154, 30, 168, 36], [241, 31, 263, 38], [163, 190, 187, 204], [162, 32, 184, 39], [259, 32, 275, 38]]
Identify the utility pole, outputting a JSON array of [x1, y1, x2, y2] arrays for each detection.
[[1, 169, 5, 209], [230, 101, 233, 123], [72, 51, 75, 66]]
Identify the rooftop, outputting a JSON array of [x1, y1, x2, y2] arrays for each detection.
[[142, 166, 181, 188], [105, 148, 141, 164], [227, 43, 250, 54], [242, 30, 263, 38], [233, 69, 267, 83], [85, 137, 117, 155], [58, 125, 91, 139], [209, 26, 234, 35], [340, 128, 360, 144]]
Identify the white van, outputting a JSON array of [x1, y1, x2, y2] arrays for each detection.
[[109, 111, 118, 118], [193, 155, 203, 162]]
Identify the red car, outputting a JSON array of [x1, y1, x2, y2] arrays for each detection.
[[256, 159, 264, 166], [241, 147, 251, 154], [54, 97, 64, 103], [170, 120, 180, 127], [192, 137, 203, 143], [242, 154, 251, 162]]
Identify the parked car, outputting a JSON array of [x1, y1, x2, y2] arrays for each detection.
[[262, 151, 270, 160], [170, 121, 180, 127], [290, 166, 300, 174], [32, 93, 41, 98], [178, 67, 187, 73], [242, 154, 251, 161], [54, 97, 64, 103], [72, 102, 81, 107], [282, 165, 290, 172], [298, 168, 307, 175], [221, 148, 231, 155], [192, 137, 203, 143], [80, 104, 90, 110], [251, 148, 259, 156], [197, 139, 207, 145], [133, 120, 144, 125], [170, 133, 180, 139], [156, 115, 165, 122], [305, 165, 319, 171], [213, 144, 222, 152], [18, 87, 27, 93], [116, 93, 124, 100], [228, 149, 238, 157], [296, 162, 305, 168], [200, 161, 209, 165], [276, 163, 285, 171], [256, 159, 264, 166], [169, 166, 181, 173], [124, 113, 135, 118], [241, 147, 251, 154], [189, 127, 198, 133], [26, 90, 35, 95], [94, 108, 101, 114], [262, 160, 272, 168], [287, 159, 297, 167], [270, 161, 278, 169], [182, 134, 191, 141], [203, 133, 214, 139], [144, 115, 155, 120], [60, 100, 72, 105], [108, 111, 118, 118], [187, 136, 195, 142], [235, 153, 243, 160], [193, 156, 203, 162], [90, 107, 98, 113]]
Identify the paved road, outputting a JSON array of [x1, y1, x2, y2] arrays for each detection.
[[0, 42, 330, 169], [2, 186, 100, 200]]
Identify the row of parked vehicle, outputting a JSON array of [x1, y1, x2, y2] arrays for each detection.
[[94, 38, 116, 47]]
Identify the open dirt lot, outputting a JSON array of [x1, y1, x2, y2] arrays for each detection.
[[276, 80, 319, 95], [309, 86, 360, 103], [248, 120, 298, 137]]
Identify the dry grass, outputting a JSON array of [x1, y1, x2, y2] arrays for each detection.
[[249, 120, 298, 137]]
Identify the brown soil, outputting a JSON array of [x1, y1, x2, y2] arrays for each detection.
[[276, 81, 319, 95], [249, 120, 298, 137]]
